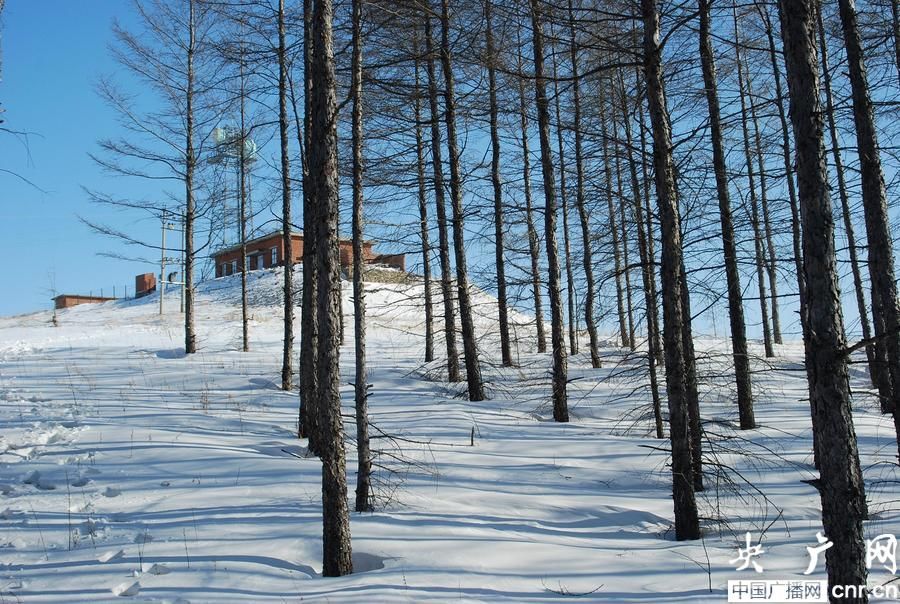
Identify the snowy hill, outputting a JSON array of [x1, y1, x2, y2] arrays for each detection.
[[1, 269, 898, 602]]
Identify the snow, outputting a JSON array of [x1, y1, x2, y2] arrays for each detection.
[[1, 267, 898, 602]]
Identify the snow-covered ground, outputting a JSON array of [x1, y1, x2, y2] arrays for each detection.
[[1, 268, 898, 602]]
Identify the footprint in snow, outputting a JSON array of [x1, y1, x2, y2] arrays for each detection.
[[103, 486, 121, 497], [23, 471, 55, 490], [133, 532, 153, 544], [70, 476, 90, 487], [112, 580, 140, 597], [98, 549, 125, 563], [141, 563, 171, 575]]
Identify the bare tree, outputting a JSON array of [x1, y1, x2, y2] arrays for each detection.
[[350, 0, 372, 513], [309, 0, 352, 576], [437, 0, 485, 401], [423, 7, 461, 383], [697, 0, 755, 429], [278, 0, 295, 391], [484, 0, 512, 367], [777, 0, 867, 596], [641, 0, 700, 540], [836, 0, 900, 447], [529, 0, 568, 422]]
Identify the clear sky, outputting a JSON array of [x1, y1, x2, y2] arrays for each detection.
[[0, 1, 159, 317]]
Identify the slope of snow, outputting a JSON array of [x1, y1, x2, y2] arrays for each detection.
[[1, 268, 898, 602]]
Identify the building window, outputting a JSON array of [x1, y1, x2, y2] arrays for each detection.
[[232, 260, 238, 274], [271, 247, 278, 266]]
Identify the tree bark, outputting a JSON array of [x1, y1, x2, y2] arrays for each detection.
[[698, 0, 755, 430], [299, 0, 321, 451], [309, 0, 352, 577], [423, 10, 461, 384], [641, 0, 700, 540], [239, 46, 250, 354], [568, 0, 600, 368], [551, 46, 578, 357], [350, 0, 371, 513], [778, 0, 868, 596], [184, 0, 197, 355], [837, 0, 900, 440], [413, 40, 435, 364], [600, 87, 629, 350], [744, 56, 782, 346], [734, 14, 774, 359], [636, 80, 663, 367], [517, 43, 547, 355], [530, 0, 568, 422], [612, 116, 636, 351], [758, 2, 806, 338], [438, 0, 485, 402], [816, 5, 886, 401], [618, 71, 663, 437], [485, 0, 512, 367], [279, 0, 294, 391]]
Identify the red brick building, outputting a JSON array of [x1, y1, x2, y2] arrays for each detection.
[[135, 273, 157, 298], [212, 231, 405, 277], [53, 294, 117, 310]]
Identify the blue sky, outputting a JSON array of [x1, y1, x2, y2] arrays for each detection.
[[0, 1, 156, 316]]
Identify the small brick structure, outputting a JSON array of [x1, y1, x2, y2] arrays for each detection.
[[53, 294, 117, 310], [212, 230, 405, 277], [135, 273, 157, 298]]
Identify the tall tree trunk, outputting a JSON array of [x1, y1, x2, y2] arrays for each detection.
[[698, 0, 755, 430], [778, 0, 868, 597], [636, 80, 663, 366], [551, 47, 578, 357], [758, 2, 806, 337], [892, 0, 900, 87], [485, 0, 512, 367], [423, 10, 461, 383], [517, 62, 547, 354], [837, 0, 900, 442], [612, 118, 636, 351], [184, 0, 197, 355], [239, 48, 250, 354], [734, 14, 775, 359], [744, 59, 782, 346], [618, 71, 663, 437], [600, 87, 629, 350], [641, 0, 700, 540], [438, 0, 485, 402], [529, 0, 568, 422], [568, 0, 600, 368], [309, 0, 352, 577], [413, 41, 435, 364], [299, 0, 321, 451], [279, 0, 294, 390], [350, 0, 371, 513], [816, 5, 886, 401]]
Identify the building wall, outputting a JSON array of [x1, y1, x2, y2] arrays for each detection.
[[54, 295, 116, 310], [212, 233, 401, 277], [135, 273, 157, 297]]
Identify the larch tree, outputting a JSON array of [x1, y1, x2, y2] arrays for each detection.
[[697, 0, 755, 429], [350, 0, 372, 513], [641, 0, 700, 539], [529, 0, 568, 422], [836, 0, 900, 449], [437, 0, 485, 402], [777, 0, 868, 596], [308, 0, 352, 577]]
